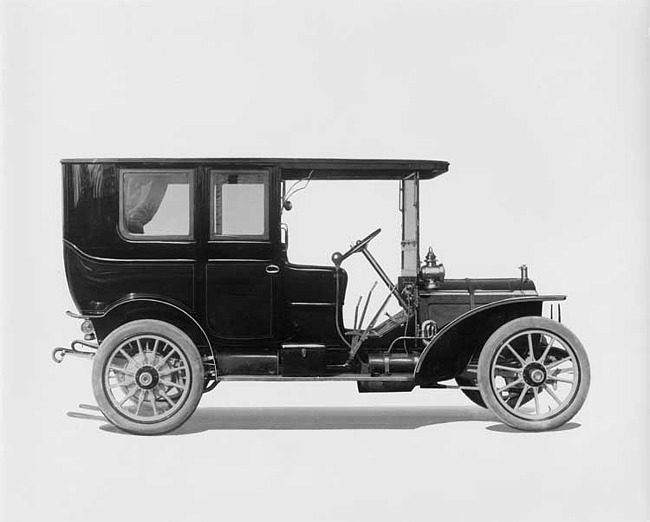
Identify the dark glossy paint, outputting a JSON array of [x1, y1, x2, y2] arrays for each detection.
[[63, 161, 353, 355], [281, 263, 347, 345], [419, 277, 538, 327], [62, 158, 557, 383], [64, 241, 196, 312], [414, 296, 567, 382]]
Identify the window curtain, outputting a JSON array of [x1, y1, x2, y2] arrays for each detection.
[[124, 175, 169, 233]]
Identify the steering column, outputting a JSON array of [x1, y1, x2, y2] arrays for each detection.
[[332, 228, 408, 310]]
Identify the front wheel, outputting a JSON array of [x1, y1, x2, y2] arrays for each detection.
[[477, 316, 590, 431], [92, 319, 204, 435]]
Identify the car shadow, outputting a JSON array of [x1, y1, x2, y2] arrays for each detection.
[[170, 405, 499, 435], [68, 404, 582, 436], [69, 404, 496, 435], [485, 421, 581, 433]]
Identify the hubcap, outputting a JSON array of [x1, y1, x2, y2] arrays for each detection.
[[135, 366, 159, 389], [530, 369, 545, 384], [523, 362, 547, 386]]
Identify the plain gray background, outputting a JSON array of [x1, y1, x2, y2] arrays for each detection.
[[1, 1, 648, 521]]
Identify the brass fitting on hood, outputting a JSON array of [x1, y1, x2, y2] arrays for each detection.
[[420, 247, 445, 290]]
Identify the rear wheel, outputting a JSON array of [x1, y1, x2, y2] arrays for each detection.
[[477, 316, 590, 431], [92, 319, 204, 435]]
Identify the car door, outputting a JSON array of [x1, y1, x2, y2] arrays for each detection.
[[204, 168, 279, 340]]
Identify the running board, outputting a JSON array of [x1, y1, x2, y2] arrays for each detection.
[[218, 374, 413, 382], [421, 383, 480, 390], [217, 375, 479, 389]]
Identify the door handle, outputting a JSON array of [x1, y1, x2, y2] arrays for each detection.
[[266, 264, 280, 274]]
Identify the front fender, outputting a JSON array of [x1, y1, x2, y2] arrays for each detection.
[[415, 295, 566, 382]]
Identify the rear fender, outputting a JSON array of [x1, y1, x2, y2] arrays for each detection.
[[414, 296, 565, 383], [89, 297, 215, 363]]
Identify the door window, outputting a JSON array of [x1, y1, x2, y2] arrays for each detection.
[[210, 170, 269, 240], [119, 169, 193, 240]]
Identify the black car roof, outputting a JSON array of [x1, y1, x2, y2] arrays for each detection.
[[60, 158, 449, 180]]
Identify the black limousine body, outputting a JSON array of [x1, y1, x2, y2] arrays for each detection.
[[53, 158, 590, 434]]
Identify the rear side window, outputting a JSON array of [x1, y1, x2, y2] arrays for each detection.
[[210, 170, 269, 240], [120, 169, 194, 240]]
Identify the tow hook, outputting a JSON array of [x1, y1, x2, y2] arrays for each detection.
[[52, 339, 99, 363]]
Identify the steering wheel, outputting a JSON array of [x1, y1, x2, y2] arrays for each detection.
[[332, 228, 381, 266]]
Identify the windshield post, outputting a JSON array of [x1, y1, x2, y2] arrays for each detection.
[[400, 172, 420, 277]]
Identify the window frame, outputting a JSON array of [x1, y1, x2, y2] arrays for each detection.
[[209, 169, 270, 241], [118, 168, 195, 242]]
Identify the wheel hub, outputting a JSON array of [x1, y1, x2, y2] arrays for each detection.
[[135, 366, 160, 390], [523, 362, 547, 386]]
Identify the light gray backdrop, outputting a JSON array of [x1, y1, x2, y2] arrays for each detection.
[[1, 1, 648, 521]]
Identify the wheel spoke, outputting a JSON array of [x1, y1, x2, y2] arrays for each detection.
[[150, 391, 158, 416], [159, 388, 175, 407], [136, 338, 145, 361], [505, 344, 526, 366], [110, 380, 134, 389], [119, 348, 137, 366], [135, 391, 145, 416], [151, 339, 159, 363], [158, 366, 187, 378], [155, 347, 177, 370], [496, 378, 523, 394], [533, 387, 540, 416], [547, 375, 574, 384], [527, 334, 535, 361], [537, 335, 555, 364], [514, 385, 529, 411], [546, 357, 572, 371], [119, 387, 138, 407], [495, 364, 522, 374], [108, 365, 135, 376], [159, 379, 186, 390], [543, 384, 563, 406]]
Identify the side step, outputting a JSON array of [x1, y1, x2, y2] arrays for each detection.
[[217, 374, 479, 391], [218, 374, 414, 382]]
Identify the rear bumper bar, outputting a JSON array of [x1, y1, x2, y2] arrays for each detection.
[[52, 339, 98, 363]]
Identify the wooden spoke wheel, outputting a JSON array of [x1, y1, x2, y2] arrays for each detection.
[[92, 320, 204, 435], [477, 317, 590, 431]]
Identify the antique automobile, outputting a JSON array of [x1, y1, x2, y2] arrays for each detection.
[[53, 158, 590, 435]]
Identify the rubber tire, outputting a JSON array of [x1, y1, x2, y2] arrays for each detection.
[[477, 316, 590, 432], [92, 319, 204, 435]]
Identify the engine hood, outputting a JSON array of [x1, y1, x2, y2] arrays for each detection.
[[429, 277, 537, 295], [418, 278, 538, 328]]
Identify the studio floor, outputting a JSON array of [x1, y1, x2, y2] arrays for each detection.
[[3, 360, 643, 522]]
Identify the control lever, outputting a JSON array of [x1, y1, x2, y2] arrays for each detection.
[[347, 290, 393, 366], [354, 281, 378, 330], [353, 296, 363, 330]]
